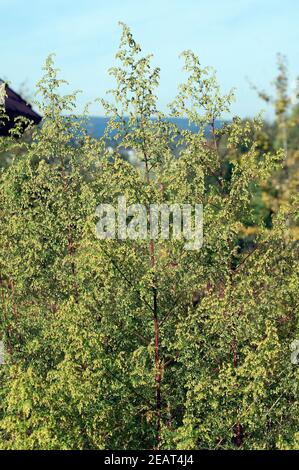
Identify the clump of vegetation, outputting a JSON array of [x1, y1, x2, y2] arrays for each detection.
[[0, 24, 298, 450]]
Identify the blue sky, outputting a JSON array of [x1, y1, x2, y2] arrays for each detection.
[[1, 0, 298, 119]]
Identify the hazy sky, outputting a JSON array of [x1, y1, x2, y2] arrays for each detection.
[[1, 0, 298, 119]]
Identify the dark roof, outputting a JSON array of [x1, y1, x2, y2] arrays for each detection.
[[0, 79, 42, 136]]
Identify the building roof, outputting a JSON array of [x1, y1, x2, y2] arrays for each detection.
[[0, 79, 42, 136]]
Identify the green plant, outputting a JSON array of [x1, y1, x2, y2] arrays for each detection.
[[0, 24, 298, 450]]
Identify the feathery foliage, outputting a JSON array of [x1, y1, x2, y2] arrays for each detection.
[[0, 24, 298, 450]]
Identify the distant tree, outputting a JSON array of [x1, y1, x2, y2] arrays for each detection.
[[250, 54, 299, 239]]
